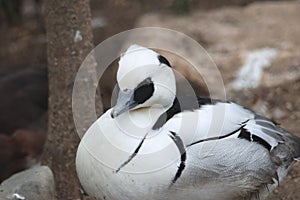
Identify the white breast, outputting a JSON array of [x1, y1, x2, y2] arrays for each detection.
[[76, 109, 182, 200]]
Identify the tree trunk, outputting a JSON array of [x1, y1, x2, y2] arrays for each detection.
[[42, 0, 101, 199]]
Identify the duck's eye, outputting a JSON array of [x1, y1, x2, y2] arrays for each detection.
[[134, 78, 154, 104]]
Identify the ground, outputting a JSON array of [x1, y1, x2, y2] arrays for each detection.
[[0, 0, 299, 199]]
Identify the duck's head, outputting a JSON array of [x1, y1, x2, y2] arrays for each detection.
[[111, 45, 176, 118]]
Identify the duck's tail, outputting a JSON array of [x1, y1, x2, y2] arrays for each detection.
[[293, 136, 300, 162], [286, 132, 300, 162], [271, 129, 300, 167]]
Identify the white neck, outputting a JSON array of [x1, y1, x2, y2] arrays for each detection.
[[113, 105, 168, 138]]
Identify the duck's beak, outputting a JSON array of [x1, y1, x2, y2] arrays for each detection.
[[111, 89, 138, 118]]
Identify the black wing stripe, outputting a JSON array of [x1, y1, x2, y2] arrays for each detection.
[[115, 133, 148, 173], [169, 131, 186, 186], [187, 125, 245, 147], [238, 128, 272, 151], [238, 127, 251, 141], [253, 134, 272, 151]]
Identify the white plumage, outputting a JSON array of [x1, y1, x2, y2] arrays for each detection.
[[76, 45, 300, 200]]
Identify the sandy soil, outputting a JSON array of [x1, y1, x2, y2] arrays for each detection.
[[0, 0, 299, 199]]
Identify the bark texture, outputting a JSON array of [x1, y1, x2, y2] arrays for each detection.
[[42, 0, 101, 199]]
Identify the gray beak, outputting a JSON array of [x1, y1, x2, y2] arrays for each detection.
[[111, 89, 138, 118]]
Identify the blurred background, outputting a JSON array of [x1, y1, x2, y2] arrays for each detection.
[[0, 0, 299, 199]]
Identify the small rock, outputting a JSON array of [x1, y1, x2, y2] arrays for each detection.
[[74, 30, 83, 43], [0, 166, 56, 200], [252, 99, 270, 117], [285, 102, 293, 110], [272, 107, 286, 120]]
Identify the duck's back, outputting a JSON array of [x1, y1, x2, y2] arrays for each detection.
[[158, 97, 300, 199]]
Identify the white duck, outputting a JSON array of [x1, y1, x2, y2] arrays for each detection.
[[76, 45, 300, 200]]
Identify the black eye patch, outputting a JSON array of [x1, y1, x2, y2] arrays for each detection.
[[158, 55, 171, 67], [134, 78, 154, 104]]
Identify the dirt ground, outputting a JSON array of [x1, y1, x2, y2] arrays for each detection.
[[0, 0, 299, 199]]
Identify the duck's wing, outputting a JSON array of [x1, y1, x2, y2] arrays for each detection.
[[155, 96, 300, 163], [157, 96, 300, 199]]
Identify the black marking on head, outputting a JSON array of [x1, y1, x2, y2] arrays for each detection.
[[134, 78, 154, 104], [115, 133, 148, 173], [153, 96, 229, 130], [158, 55, 171, 67], [238, 128, 272, 151], [168, 131, 186, 186]]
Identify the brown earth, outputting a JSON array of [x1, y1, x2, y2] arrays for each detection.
[[0, 0, 299, 199]]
